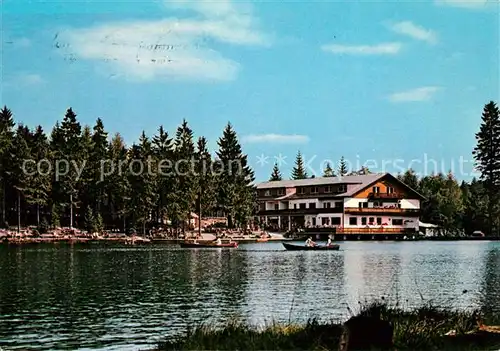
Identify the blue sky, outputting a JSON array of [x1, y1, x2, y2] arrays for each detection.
[[1, 0, 499, 181]]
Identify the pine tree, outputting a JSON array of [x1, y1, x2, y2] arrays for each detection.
[[128, 132, 157, 235], [216, 122, 255, 228], [269, 162, 282, 181], [338, 156, 348, 177], [51, 204, 60, 228], [473, 101, 500, 235], [194, 136, 216, 233], [25, 126, 51, 226], [78, 126, 95, 219], [172, 120, 196, 232], [0, 106, 15, 226], [322, 162, 335, 177], [291, 151, 308, 180], [84, 206, 96, 234], [10, 126, 32, 232], [52, 108, 83, 228], [152, 126, 173, 226], [108, 133, 130, 232], [95, 212, 104, 233], [90, 118, 109, 213], [462, 178, 488, 234], [398, 168, 419, 191]]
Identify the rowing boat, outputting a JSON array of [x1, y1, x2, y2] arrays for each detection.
[[282, 242, 340, 251], [180, 242, 238, 248]]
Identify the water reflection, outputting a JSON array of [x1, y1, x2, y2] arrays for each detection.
[[0, 241, 499, 350], [480, 248, 500, 319]]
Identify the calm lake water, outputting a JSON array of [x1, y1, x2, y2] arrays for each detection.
[[0, 241, 499, 350]]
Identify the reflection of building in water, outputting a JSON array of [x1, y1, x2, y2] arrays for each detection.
[[397, 242, 486, 309], [343, 242, 489, 311], [343, 244, 401, 311], [242, 250, 346, 325]]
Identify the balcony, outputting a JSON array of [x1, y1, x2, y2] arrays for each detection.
[[368, 192, 404, 199], [338, 227, 416, 234], [257, 207, 343, 216], [345, 207, 419, 215]]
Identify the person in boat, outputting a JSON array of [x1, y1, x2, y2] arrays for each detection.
[[327, 238, 333, 247], [305, 237, 316, 247]]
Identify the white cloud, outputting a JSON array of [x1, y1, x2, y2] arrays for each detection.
[[388, 86, 442, 102], [388, 21, 437, 44], [4, 73, 44, 89], [57, 0, 269, 81], [242, 134, 310, 144], [435, 0, 491, 8], [321, 42, 402, 55], [20, 73, 44, 85]]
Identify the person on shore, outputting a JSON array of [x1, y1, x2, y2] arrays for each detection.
[[216, 237, 222, 245]]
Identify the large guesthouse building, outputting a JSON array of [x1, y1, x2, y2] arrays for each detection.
[[255, 173, 425, 235]]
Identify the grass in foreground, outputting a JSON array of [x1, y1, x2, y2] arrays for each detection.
[[157, 303, 500, 350]]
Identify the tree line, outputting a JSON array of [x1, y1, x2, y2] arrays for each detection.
[[269, 101, 500, 236], [0, 106, 255, 234]]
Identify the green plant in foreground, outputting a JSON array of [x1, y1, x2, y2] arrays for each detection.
[[157, 303, 500, 351]]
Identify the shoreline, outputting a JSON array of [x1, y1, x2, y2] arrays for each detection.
[[2, 236, 500, 246]]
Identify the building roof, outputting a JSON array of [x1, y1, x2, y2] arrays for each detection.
[[255, 173, 385, 190], [256, 172, 426, 199]]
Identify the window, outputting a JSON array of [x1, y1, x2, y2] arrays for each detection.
[[294, 204, 297, 209], [299, 203, 306, 209], [373, 201, 380, 207], [298, 187, 305, 194], [311, 186, 319, 194], [339, 184, 347, 192], [393, 219, 403, 225], [369, 217, 374, 224], [312, 218, 316, 226], [361, 217, 367, 225], [334, 202, 342, 208], [359, 202, 363, 209], [377, 217, 382, 225], [363, 202, 368, 208], [277, 188, 285, 195], [349, 217, 357, 225], [264, 190, 271, 196], [325, 186, 332, 193], [274, 204, 279, 210], [323, 202, 331, 208], [387, 187, 394, 194], [373, 186, 380, 194], [331, 217, 341, 225], [309, 203, 316, 209], [322, 217, 329, 225]]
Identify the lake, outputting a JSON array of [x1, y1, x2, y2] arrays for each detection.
[[0, 241, 499, 350]]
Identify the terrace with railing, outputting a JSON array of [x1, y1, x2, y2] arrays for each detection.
[[368, 192, 404, 199], [345, 207, 419, 214]]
